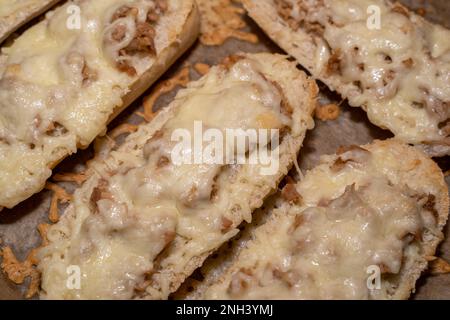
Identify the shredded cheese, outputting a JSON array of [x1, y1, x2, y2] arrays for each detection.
[[0, 0, 188, 209], [45, 182, 72, 223], [271, 0, 450, 153], [198, 0, 258, 46], [37, 54, 308, 300]]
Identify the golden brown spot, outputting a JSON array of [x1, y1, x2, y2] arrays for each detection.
[[111, 1, 168, 75], [164, 230, 176, 244], [272, 268, 298, 287], [315, 103, 341, 121], [221, 216, 233, 233], [157, 156, 170, 168], [429, 257, 450, 275], [281, 184, 302, 204], [82, 64, 98, 86], [117, 62, 137, 77], [326, 49, 342, 76], [422, 194, 438, 220], [416, 8, 426, 17], [45, 182, 72, 223], [194, 63, 211, 76], [402, 58, 414, 68], [90, 179, 113, 210]]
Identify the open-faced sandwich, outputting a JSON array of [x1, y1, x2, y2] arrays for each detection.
[[182, 139, 449, 300], [0, 0, 200, 210], [244, 0, 450, 156], [36, 53, 318, 299]]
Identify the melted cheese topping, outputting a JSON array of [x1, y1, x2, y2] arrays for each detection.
[[0, 0, 184, 208], [204, 144, 440, 300], [276, 0, 450, 148], [37, 57, 293, 299]]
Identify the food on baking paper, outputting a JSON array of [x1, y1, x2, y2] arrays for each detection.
[[0, 0, 200, 210], [36, 53, 317, 299], [194, 140, 449, 300], [244, 0, 450, 156]]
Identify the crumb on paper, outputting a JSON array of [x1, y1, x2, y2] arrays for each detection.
[[429, 257, 450, 275], [315, 103, 341, 121], [198, 0, 258, 46], [0, 220, 52, 299], [137, 66, 191, 122], [37, 223, 50, 247], [45, 182, 72, 223], [194, 63, 211, 75], [0, 247, 40, 298]]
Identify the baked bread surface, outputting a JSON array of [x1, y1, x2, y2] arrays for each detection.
[[37, 53, 318, 299], [187, 140, 449, 300], [244, 0, 450, 156], [0, 0, 200, 209]]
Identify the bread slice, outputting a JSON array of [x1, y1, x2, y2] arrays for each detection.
[[0, 0, 200, 210], [36, 53, 318, 299], [0, 0, 63, 43], [243, 0, 450, 156], [190, 139, 449, 300]]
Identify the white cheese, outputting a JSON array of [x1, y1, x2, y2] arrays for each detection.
[[37, 57, 290, 299], [204, 144, 439, 300], [277, 0, 450, 147], [0, 0, 182, 208]]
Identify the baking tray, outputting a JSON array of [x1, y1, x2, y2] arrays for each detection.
[[0, 0, 449, 300]]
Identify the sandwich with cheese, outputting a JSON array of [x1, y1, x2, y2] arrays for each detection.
[[0, 0, 200, 210], [0, 0, 62, 43], [36, 53, 318, 299], [187, 139, 449, 300], [243, 0, 450, 156]]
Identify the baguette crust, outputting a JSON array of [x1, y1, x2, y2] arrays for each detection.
[[243, 0, 450, 156], [186, 140, 449, 300], [0, 0, 200, 210], [0, 0, 62, 43], [36, 53, 317, 299]]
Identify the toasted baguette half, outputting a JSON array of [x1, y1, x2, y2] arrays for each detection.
[[243, 0, 450, 156], [0, 0, 200, 210], [190, 139, 449, 300], [0, 0, 63, 43], [36, 53, 318, 299]]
